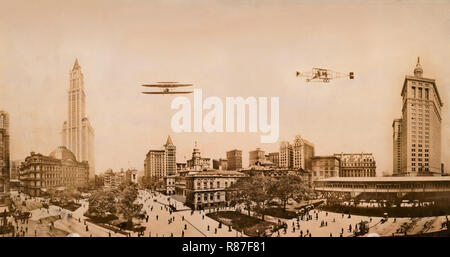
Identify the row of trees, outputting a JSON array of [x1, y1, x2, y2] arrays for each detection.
[[87, 182, 142, 223], [229, 175, 312, 220]]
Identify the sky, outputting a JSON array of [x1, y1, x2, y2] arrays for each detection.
[[1, 0, 450, 175]]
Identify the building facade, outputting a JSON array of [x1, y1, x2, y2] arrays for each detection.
[[0, 111, 10, 209], [103, 168, 137, 189], [62, 59, 95, 181], [311, 156, 340, 181], [279, 135, 314, 171], [164, 136, 176, 176], [249, 148, 265, 167], [177, 162, 187, 173], [212, 158, 228, 171], [144, 136, 176, 183], [187, 142, 211, 171], [164, 175, 176, 195], [266, 152, 280, 167], [144, 150, 166, 183], [334, 153, 376, 177], [226, 149, 242, 170], [393, 119, 402, 175], [393, 58, 443, 176], [126, 169, 138, 184], [19, 147, 89, 196], [292, 135, 315, 171], [10, 160, 22, 181], [185, 170, 247, 210], [279, 141, 293, 168]]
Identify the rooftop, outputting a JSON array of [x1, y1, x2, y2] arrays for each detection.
[[318, 176, 450, 183]]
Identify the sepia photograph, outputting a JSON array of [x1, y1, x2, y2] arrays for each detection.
[[1, 0, 450, 250]]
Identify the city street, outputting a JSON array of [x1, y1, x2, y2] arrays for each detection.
[[134, 190, 243, 237]]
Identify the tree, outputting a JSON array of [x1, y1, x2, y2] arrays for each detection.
[[229, 175, 276, 220], [229, 177, 254, 216], [250, 176, 276, 221], [115, 184, 142, 223], [273, 175, 311, 211], [87, 189, 116, 218]]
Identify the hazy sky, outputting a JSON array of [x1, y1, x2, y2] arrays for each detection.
[[1, 0, 450, 175]]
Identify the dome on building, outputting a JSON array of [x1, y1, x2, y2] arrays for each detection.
[[49, 146, 77, 161]]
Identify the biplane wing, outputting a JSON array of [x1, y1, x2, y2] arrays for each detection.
[[141, 91, 193, 94], [141, 82, 193, 88]]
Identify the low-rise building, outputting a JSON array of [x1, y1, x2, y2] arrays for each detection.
[[187, 143, 211, 171], [334, 153, 376, 177], [311, 156, 340, 181], [19, 147, 89, 197], [212, 158, 228, 170], [266, 152, 279, 167], [126, 169, 138, 184], [249, 148, 265, 167], [185, 170, 247, 210], [164, 175, 176, 195]]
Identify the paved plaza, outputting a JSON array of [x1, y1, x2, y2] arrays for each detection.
[[2, 190, 449, 237]]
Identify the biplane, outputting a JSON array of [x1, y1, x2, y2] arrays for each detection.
[[141, 82, 193, 95], [296, 68, 354, 83]]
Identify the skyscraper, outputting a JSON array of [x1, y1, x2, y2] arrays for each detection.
[[279, 135, 314, 170], [164, 135, 176, 175], [292, 135, 315, 171], [279, 141, 293, 168], [393, 58, 443, 176], [226, 149, 242, 170], [0, 111, 10, 210], [144, 136, 177, 183], [144, 150, 166, 183], [62, 59, 95, 181]]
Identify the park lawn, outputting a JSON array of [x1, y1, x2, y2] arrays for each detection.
[[207, 211, 277, 237], [263, 208, 298, 219]]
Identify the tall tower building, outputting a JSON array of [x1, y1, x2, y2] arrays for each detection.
[[279, 141, 293, 168], [392, 119, 402, 175], [164, 135, 176, 175], [62, 59, 95, 181], [144, 150, 166, 183], [393, 58, 443, 176], [0, 111, 10, 209], [292, 135, 315, 171]]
